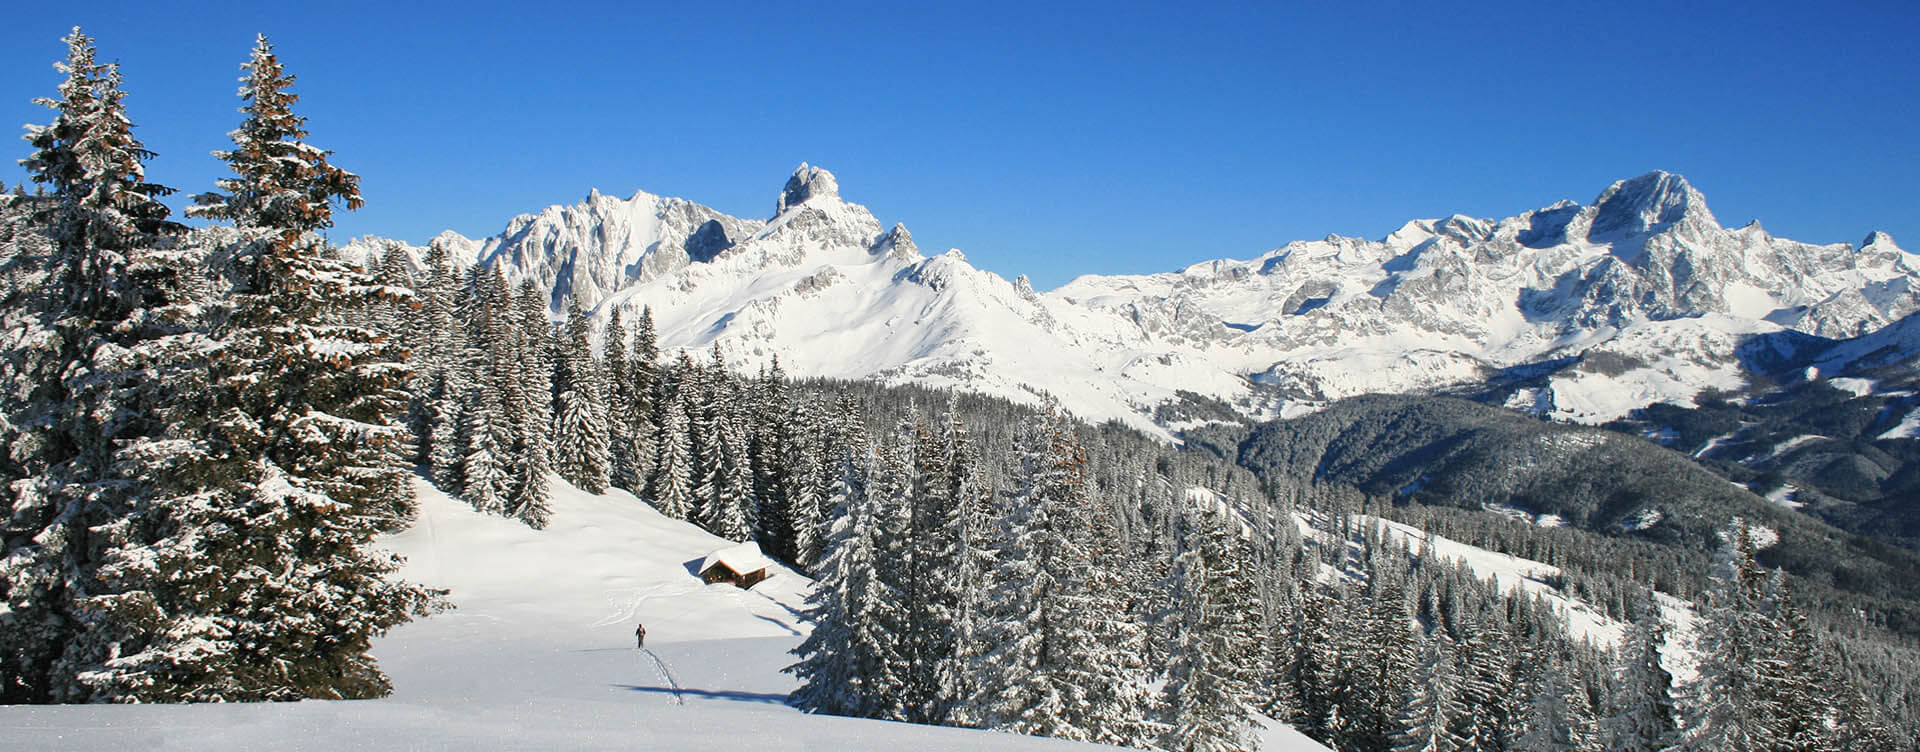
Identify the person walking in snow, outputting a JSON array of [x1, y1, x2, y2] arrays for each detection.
[[635, 623, 647, 649]]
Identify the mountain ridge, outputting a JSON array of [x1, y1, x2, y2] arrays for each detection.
[[344, 166, 1920, 436]]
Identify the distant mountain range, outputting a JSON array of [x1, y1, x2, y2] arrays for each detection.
[[347, 165, 1920, 438]]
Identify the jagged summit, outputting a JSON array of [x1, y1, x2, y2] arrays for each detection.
[[874, 223, 918, 260], [1588, 170, 1717, 240], [1865, 230, 1898, 249], [776, 162, 840, 216]]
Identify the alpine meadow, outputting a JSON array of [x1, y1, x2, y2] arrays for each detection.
[[3, 7, 1919, 752]]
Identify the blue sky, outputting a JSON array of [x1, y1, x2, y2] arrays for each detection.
[[3, 1, 1915, 289]]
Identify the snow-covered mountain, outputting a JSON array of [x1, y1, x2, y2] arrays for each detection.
[[1049, 171, 1919, 424], [352, 166, 1920, 434]]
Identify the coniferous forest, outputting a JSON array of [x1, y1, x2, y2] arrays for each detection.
[[2, 27, 1918, 752]]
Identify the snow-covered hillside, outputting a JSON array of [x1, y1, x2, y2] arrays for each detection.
[[0, 478, 1326, 751], [348, 167, 1919, 432], [1343, 514, 1701, 683], [0, 479, 1096, 750]]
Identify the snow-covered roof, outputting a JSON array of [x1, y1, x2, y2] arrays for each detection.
[[699, 542, 772, 576]]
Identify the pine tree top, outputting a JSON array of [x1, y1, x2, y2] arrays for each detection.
[[188, 34, 361, 237]]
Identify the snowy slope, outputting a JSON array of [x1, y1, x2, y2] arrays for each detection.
[[1813, 307, 1920, 376], [1346, 514, 1701, 682], [352, 167, 1920, 432], [0, 481, 1074, 749], [0, 478, 1327, 751]]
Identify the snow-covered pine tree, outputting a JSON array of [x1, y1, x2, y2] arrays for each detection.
[[0, 27, 182, 703], [786, 440, 899, 718], [686, 346, 735, 529], [603, 310, 639, 493], [1760, 570, 1854, 752], [1250, 492, 1304, 722], [21, 28, 177, 312], [972, 415, 1062, 735], [1450, 609, 1509, 750], [650, 384, 696, 520], [64, 226, 221, 702], [186, 34, 360, 239], [1391, 631, 1467, 752], [938, 408, 997, 728], [890, 411, 956, 724], [1517, 652, 1599, 752], [1161, 497, 1265, 752], [857, 418, 920, 722], [106, 34, 439, 700], [416, 239, 464, 470], [366, 239, 412, 335], [784, 400, 828, 572], [455, 268, 519, 515], [693, 380, 754, 542], [552, 298, 610, 493], [1603, 594, 1678, 752], [619, 306, 658, 496], [751, 358, 797, 561], [1337, 541, 1419, 752], [1288, 578, 1345, 743], [1066, 459, 1158, 747], [461, 387, 512, 515], [970, 411, 1152, 744], [624, 303, 663, 496], [644, 350, 687, 499], [812, 395, 868, 532], [507, 279, 553, 528], [1672, 521, 1784, 752]]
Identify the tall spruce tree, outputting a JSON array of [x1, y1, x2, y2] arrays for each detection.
[[1162, 498, 1265, 752], [693, 380, 754, 542], [551, 298, 609, 493], [1603, 594, 1678, 752], [0, 27, 181, 703], [786, 440, 897, 717], [939, 408, 997, 728], [1518, 653, 1599, 752], [507, 279, 553, 528], [186, 35, 360, 238], [972, 412, 1151, 744], [649, 384, 695, 520], [1673, 522, 1783, 752], [1391, 632, 1467, 752], [602, 311, 638, 493], [1338, 544, 1419, 752], [85, 34, 435, 701]]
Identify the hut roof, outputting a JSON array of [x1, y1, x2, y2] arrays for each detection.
[[699, 542, 772, 577]]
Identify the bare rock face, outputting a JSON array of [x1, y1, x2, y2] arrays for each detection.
[[776, 162, 840, 217]]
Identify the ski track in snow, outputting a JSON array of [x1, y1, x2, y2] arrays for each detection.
[[642, 648, 686, 706], [592, 582, 700, 628]]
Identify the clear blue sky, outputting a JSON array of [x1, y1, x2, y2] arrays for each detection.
[[4, 1, 1915, 289]]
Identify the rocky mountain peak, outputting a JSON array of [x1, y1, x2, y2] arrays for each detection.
[[1864, 230, 1898, 249], [1587, 170, 1717, 240], [872, 222, 919, 260], [776, 162, 841, 217]]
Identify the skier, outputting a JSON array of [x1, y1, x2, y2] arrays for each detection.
[[635, 623, 647, 649]]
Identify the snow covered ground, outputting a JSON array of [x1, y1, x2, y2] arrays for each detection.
[[1348, 515, 1700, 683], [0, 477, 1328, 750]]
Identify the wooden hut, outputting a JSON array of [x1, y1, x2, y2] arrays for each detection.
[[698, 542, 773, 589]]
